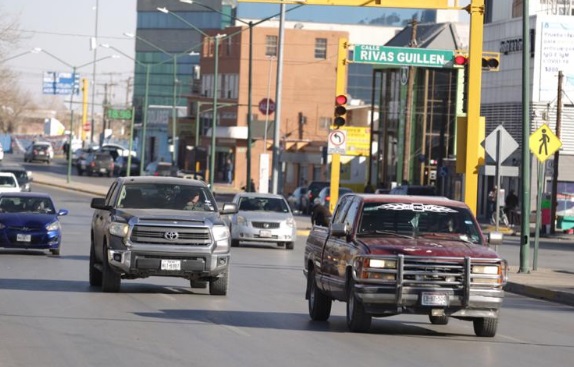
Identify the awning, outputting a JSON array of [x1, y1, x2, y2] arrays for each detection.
[[205, 126, 248, 140]]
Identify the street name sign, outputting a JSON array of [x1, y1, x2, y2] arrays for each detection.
[[42, 71, 80, 95], [529, 123, 562, 162], [352, 45, 454, 68]]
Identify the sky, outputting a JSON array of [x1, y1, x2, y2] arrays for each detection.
[[1, 0, 470, 110]]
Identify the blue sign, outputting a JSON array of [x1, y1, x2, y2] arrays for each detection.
[[42, 71, 80, 95]]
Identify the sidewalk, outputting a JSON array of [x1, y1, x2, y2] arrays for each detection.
[[31, 171, 574, 308]]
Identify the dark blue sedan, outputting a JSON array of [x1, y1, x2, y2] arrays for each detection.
[[0, 192, 68, 255]]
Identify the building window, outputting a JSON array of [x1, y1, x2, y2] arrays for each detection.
[[224, 74, 238, 99], [315, 38, 327, 59], [266, 35, 278, 57], [319, 117, 331, 129]]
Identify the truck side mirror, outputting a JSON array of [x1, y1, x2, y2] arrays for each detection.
[[488, 231, 504, 246], [330, 222, 348, 237]]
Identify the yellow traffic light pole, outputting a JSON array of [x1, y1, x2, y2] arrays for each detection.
[[463, 0, 485, 214], [329, 38, 348, 213]]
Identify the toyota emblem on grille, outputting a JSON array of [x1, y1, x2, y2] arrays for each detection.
[[264, 223, 269, 228], [164, 231, 179, 240]]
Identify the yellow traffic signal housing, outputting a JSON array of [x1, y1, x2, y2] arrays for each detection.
[[482, 51, 500, 71], [334, 94, 347, 127]]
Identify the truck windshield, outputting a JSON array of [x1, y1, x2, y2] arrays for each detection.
[[117, 183, 216, 211], [359, 202, 482, 245]]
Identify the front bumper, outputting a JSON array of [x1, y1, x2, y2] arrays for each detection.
[[107, 245, 229, 279], [232, 224, 297, 243]]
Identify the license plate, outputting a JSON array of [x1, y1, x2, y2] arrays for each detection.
[[161, 260, 181, 271], [421, 293, 448, 306], [17, 234, 31, 242], [99, 168, 106, 173], [259, 230, 272, 238]]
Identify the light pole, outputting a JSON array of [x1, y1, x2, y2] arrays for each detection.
[[0, 48, 42, 63], [210, 34, 226, 188], [100, 43, 151, 176], [124, 31, 181, 167], [37, 49, 119, 183]]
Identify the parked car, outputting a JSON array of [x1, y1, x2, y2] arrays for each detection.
[[76, 151, 114, 177], [229, 192, 296, 249], [100, 143, 136, 160], [287, 186, 308, 214], [389, 184, 437, 196], [0, 192, 68, 255], [0, 165, 33, 192], [24, 142, 54, 164], [113, 156, 141, 177], [144, 160, 178, 176], [0, 142, 4, 162], [310, 186, 353, 226], [0, 172, 21, 193], [302, 181, 330, 214]]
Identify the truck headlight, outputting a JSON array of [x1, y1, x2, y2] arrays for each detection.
[[472, 265, 499, 275], [369, 259, 397, 269], [45, 221, 61, 231], [285, 217, 295, 228], [236, 215, 247, 225], [213, 225, 230, 254], [109, 222, 129, 237]]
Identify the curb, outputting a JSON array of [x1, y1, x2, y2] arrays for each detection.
[[504, 282, 574, 307]]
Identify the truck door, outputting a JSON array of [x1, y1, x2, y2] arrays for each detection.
[[323, 196, 359, 298]]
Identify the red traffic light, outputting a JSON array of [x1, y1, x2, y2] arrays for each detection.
[[453, 54, 467, 66], [335, 94, 348, 105]]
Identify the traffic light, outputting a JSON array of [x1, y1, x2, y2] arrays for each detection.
[[482, 52, 500, 71], [334, 94, 347, 128], [452, 53, 468, 68]]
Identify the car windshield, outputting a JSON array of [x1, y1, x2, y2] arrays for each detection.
[[117, 183, 216, 212], [0, 176, 17, 187], [358, 202, 482, 244], [0, 197, 55, 214], [238, 197, 290, 213]]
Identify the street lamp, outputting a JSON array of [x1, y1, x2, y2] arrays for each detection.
[[0, 48, 42, 63], [100, 43, 151, 177], [36, 49, 119, 184], [124, 31, 180, 168]]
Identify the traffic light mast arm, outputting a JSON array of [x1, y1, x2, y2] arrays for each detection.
[[330, 38, 348, 213], [237, 0, 461, 10], [463, 0, 485, 215]]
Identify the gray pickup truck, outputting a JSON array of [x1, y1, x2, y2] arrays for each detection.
[[304, 193, 507, 337], [89, 176, 237, 294]]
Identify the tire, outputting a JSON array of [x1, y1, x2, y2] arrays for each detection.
[[209, 270, 229, 296], [190, 280, 208, 289], [473, 317, 498, 337], [101, 245, 121, 293], [307, 268, 332, 321], [346, 277, 371, 332], [285, 242, 294, 250], [49, 248, 60, 256], [231, 239, 240, 247], [89, 242, 102, 287], [429, 315, 449, 325]]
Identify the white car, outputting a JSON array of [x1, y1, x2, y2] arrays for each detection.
[[0, 142, 4, 162], [0, 172, 21, 193], [229, 192, 297, 250]]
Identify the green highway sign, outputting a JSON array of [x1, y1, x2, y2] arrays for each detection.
[[107, 108, 133, 120], [352, 45, 455, 68]]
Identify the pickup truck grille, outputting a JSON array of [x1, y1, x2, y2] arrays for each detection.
[[130, 225, 211, 245], [353, 255, 506, 289], [252, 221, 280, 229]]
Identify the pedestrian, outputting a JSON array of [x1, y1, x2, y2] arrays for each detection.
[[505, 189, 519, 226], [226, 158, 233, 184], [487, 185, 498, 222]]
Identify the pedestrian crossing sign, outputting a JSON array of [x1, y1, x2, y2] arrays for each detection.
[[529, 123, 562, 162]]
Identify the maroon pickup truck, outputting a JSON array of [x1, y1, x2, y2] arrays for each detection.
[[304, 193, 507, 337]]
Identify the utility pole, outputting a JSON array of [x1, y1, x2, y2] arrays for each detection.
[[550, 70, 563, 234], [402, 17, 418, 183], [125, 77, 132, 107]]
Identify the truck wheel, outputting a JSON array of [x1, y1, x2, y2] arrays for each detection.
[[473, 317, 498, 337], [308, 269, 332, 321], [89, 242, 102, 287], [209, 270, 228, 295], [429, 315, 449, 325], [346, 277, 371, 332], [190, 280, 208, 289], [285, 242, 294, 250], [101, 246, 121, 293]]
